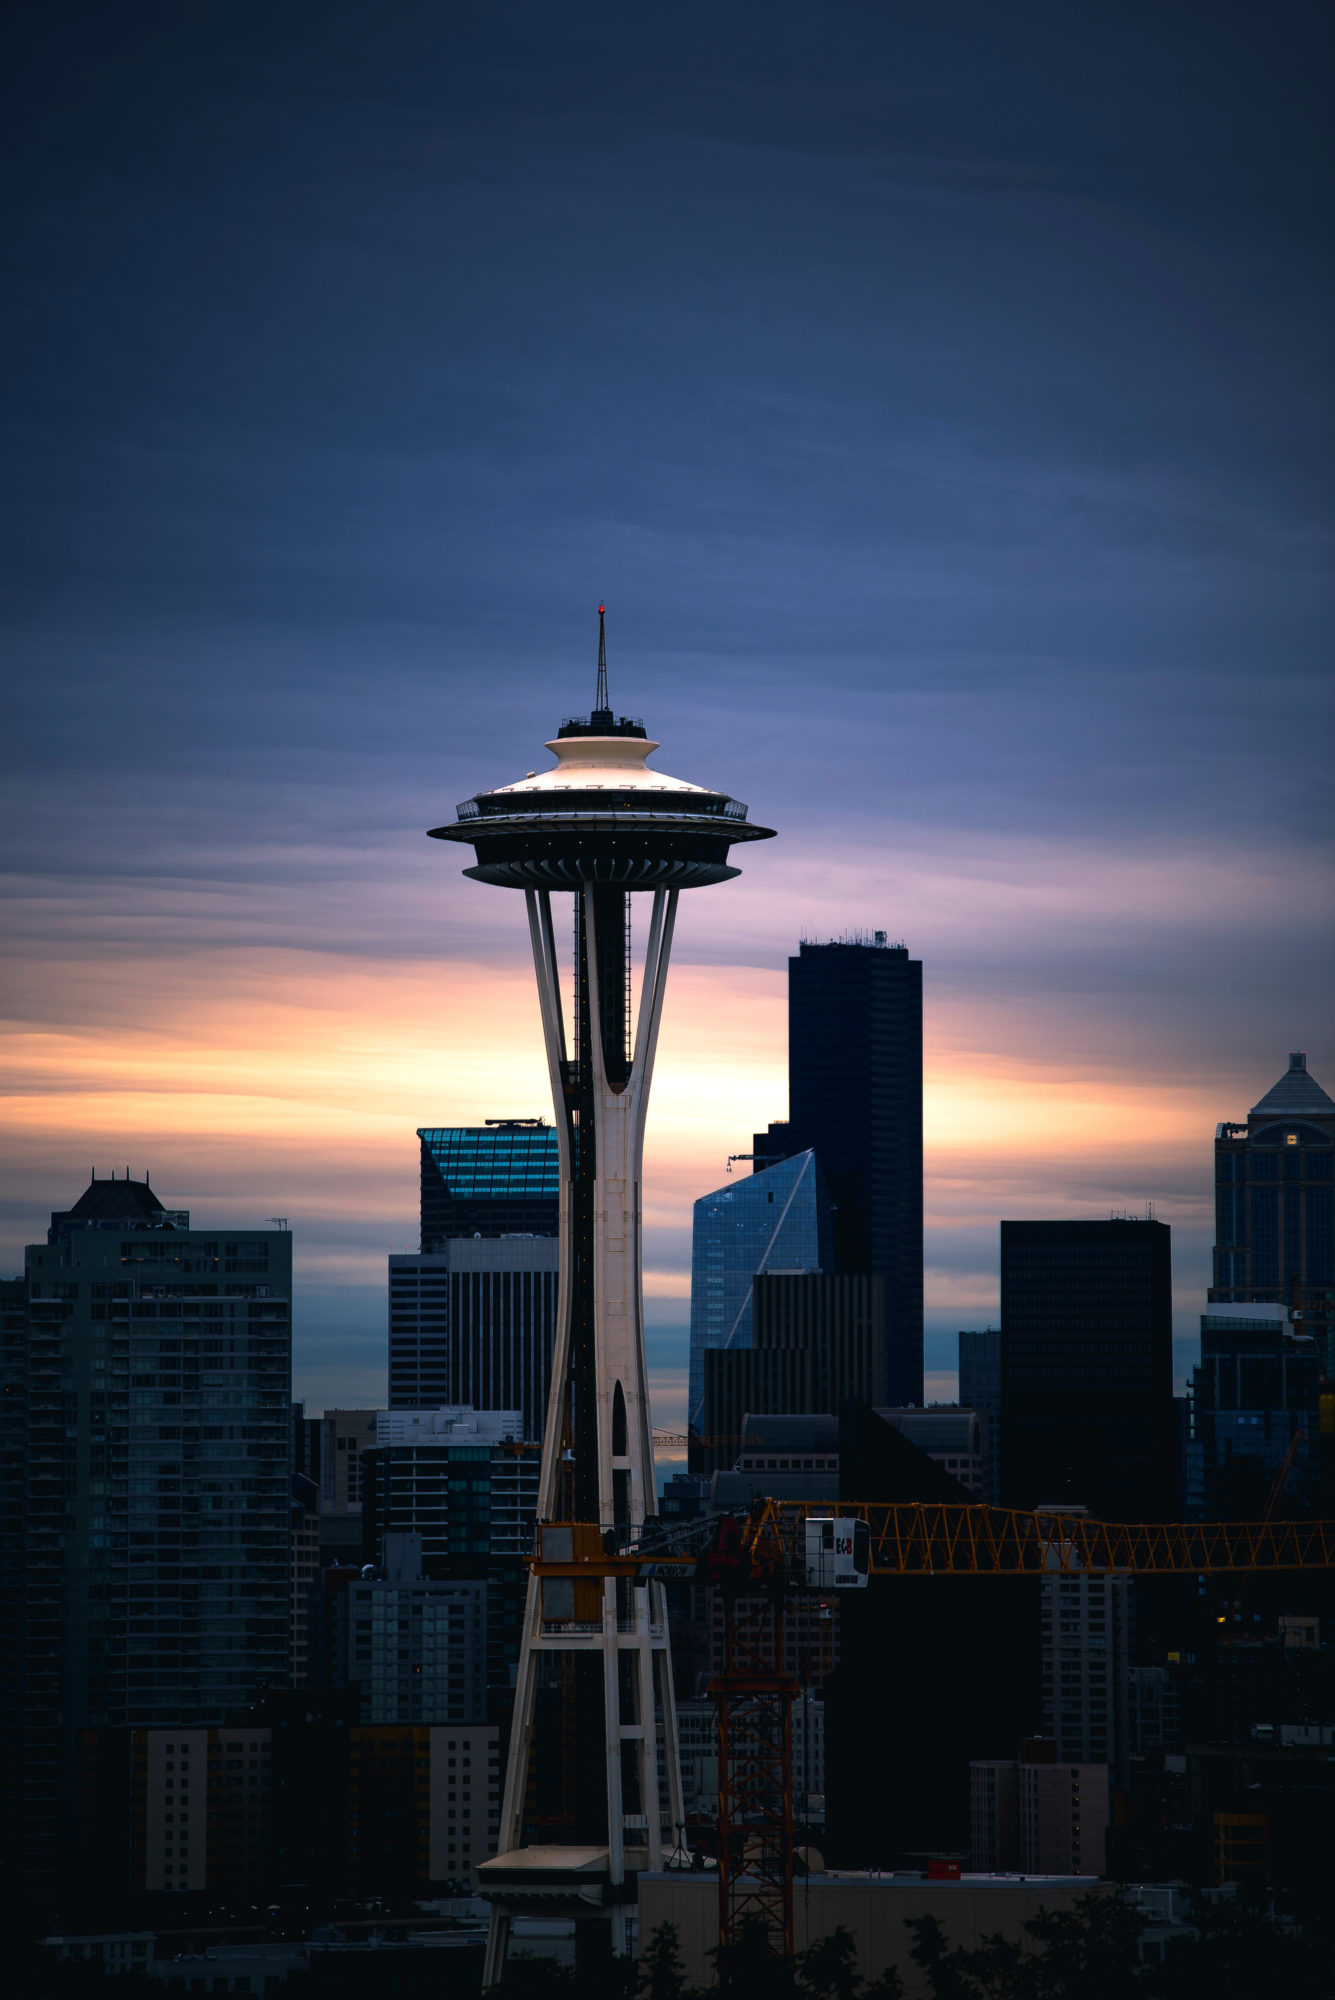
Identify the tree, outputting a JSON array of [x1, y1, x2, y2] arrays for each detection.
[[1143, 1894, 1334, 2000], [708, 1914, 798, 1999], [639, 1922, 690, 2000], [796, 1926, 867, 2000], [905, 1892, 1144, 1999]]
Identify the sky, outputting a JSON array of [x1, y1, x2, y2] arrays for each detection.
[[2, 0, 1332, 1435]]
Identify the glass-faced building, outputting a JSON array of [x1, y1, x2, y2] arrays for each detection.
[[1209, 1054, 1334, 1369], [686, 1149, 832, 1434], [418, 1121, 559, 1251]]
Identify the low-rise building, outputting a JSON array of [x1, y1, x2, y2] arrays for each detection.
[[638, 1871, 1106, 1994]]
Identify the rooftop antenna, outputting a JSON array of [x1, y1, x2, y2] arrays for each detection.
[[595, 602, 609, 715]]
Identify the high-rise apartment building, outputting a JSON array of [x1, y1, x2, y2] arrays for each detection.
[[338, 1535, 489, 1726], [958, 1327, 1002, 1504], [1000, 1219, 1173, 1520], [1210, 1054, 1334, 1366], [1041, 1566, 1133, 1787], [687, 1149, 832, 1436], [1186, 1305, 1321, 1518], [418, 1122, 559, 1251], [787, 936, 924, 1406], [388, 1238, 558, 1437], [16, 1177, 292, 1890], [363, 1407, 538, 1562], [293, 1406, 381, 1562]]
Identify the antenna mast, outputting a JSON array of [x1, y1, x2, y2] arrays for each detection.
[[595, 602, 609, 714]]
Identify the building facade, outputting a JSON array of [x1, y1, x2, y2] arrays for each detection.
[[958, 1327, 1002, 1504], [16, 1177, 292, 1891], [1186, 1306, 1322, 1518], [878, 1407, 985, 1497], [1000, 1218, 1174, 1520], [787, 935, 924, 1406], [388, 1237, 558, 1438], [1041, 1568, 1133, 1788], [418, 1122, 559, 1252], [338, 1535, 489, 1726], [700, 1274, 885, 1473], [970, 1742, 1110, 1876], [687, 1149, 832, 1438], [1210, 1054, 1335, 1369]]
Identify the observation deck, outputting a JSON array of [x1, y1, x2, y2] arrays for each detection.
[[429, 705, 775, 890]]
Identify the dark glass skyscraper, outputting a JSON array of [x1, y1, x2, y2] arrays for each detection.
[[786, 936, 923, 1405], [687, 1148, 833, 1435], [418, 1121, 560, 1251], [1209, 1054, 1334, 1368], [1000, 1218, 1174, 1521]]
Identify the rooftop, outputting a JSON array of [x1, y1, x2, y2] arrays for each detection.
[[1250, 1052, 1335, 1120]]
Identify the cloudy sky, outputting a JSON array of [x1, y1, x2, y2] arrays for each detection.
[[2, 0, 1331, 1431]]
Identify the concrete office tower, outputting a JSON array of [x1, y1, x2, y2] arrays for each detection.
[[419, 1121, 560, 1252], [1210, 1053, 1334, 1370], [388, 1237, 559, 1437], [428, 613, 775, 1976], [16, 1177, 292, 1892], [1000, 1219, 1174, 1521], [787, 936, 924, 1405], [958, 1327, 1002, 1504], [687, 1150, 833, 1439]]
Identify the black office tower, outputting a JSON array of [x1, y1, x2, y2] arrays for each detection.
[[1001, 1218, 1174, 1521], [787, 936, 923, 1404]]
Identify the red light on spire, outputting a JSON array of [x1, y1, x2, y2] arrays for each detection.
[[598, 603, 604, 614]]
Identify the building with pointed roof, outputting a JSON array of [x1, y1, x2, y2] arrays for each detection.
[[1210, 1053, 1334, 1366]]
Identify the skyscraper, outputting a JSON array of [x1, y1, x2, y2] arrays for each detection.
[[687, 1149, 833, 1438], [16, 1176, 292, 1891], [1210, 1053, 1334, 1367], [1000, 1219, 1174, 1520], [388, 1237, 558, 1437], [418, 1121, 560, 1251], [786, 936, 924, 1405]]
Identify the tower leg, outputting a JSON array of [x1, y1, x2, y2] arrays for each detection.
[[482, 1910, 510, 1989], [481, 885, 683, 1984]]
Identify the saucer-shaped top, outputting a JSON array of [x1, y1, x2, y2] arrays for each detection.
[[429, 716, 774, 891]]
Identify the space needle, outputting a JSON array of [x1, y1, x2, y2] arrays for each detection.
[[429, 609, 775, 1976]]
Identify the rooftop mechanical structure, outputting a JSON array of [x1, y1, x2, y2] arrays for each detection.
[[428, 610, 774, 1978]]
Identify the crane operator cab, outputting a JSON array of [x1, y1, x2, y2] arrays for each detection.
[[804, 1517, 871, 1590]]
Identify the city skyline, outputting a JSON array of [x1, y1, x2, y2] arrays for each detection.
[[3, 3, 1331, 1429]]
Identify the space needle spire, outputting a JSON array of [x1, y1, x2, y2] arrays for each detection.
[[595, 601, 610, 716], [429, 613, 775, 1979]]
